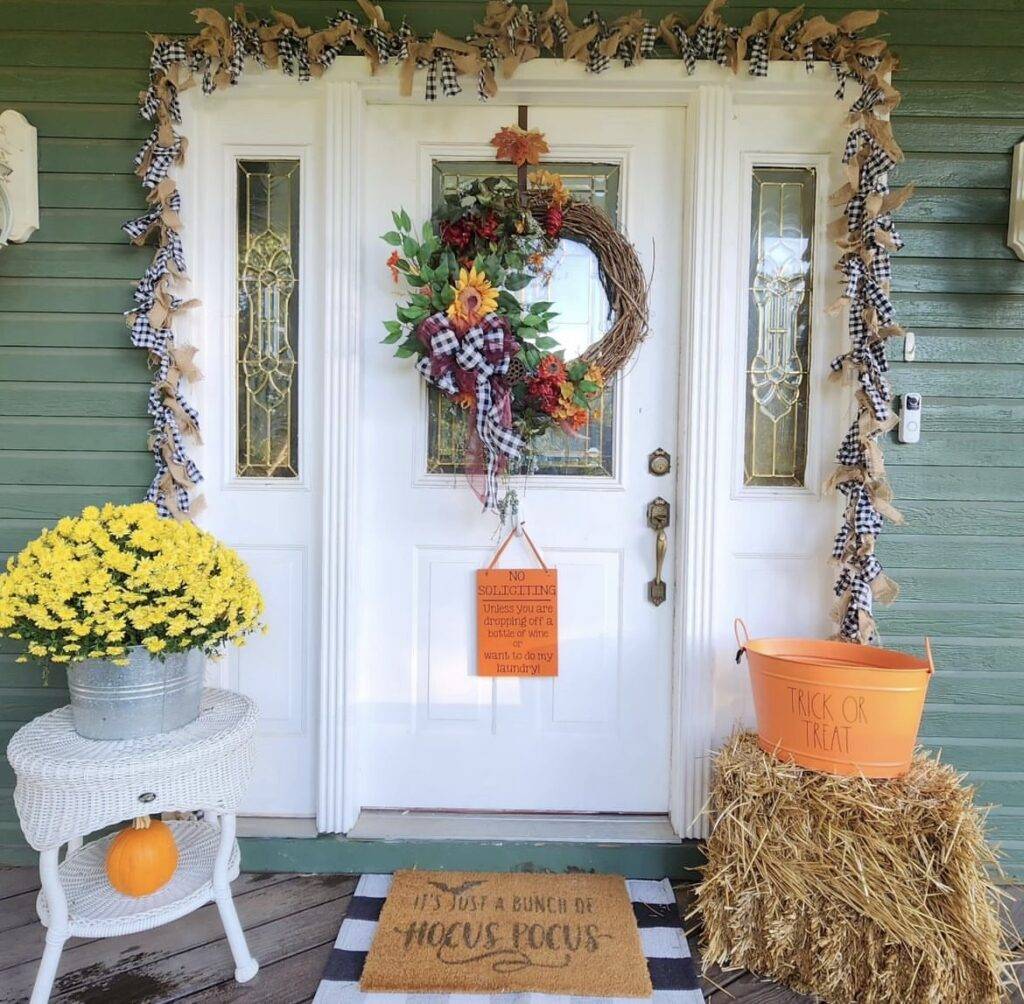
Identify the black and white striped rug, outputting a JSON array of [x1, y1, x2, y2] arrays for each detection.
[[313, 874, 703, 1003]]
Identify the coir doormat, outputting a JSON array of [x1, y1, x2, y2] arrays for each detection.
[[358, 871, 654, 997]]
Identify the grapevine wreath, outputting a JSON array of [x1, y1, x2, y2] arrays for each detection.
[[381, 125, 649, 510]]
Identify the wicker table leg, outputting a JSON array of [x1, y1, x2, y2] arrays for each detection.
[[31, 847, 68, 1004], [211, 813, 259, 983]]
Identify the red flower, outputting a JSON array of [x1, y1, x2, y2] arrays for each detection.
[[386, 249, 400, 283], [440, 218, 473, 251], [475, 212, 500, 241], [537, 354, 567, 383], [528, 376, 560, 414], [545, 204, 564, 238]]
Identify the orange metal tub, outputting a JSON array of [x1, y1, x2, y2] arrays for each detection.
[[735, 619, 935, 779]]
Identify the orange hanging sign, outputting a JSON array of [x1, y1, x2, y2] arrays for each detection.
[[477, 526, 558, 678]]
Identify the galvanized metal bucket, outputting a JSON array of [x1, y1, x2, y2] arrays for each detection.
[[67, 647, 204, 740]]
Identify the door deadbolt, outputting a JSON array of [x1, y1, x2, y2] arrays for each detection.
[[648, 448, 671, 476]]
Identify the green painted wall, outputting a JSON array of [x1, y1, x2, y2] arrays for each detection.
[[1, 1, 1022, 871]]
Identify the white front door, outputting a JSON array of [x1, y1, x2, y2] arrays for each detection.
[[177, 64, 849, 829], [353, 105, 684, 816], [187, 88, 325, 818]]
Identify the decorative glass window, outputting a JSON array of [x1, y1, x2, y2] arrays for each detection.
[[743, 166, 816, 488], [236, 158, 300, 479], [426, 161, 619, 478]]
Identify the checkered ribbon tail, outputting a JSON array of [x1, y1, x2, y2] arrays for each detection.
[[581, 12, 611, 73], [748, 33, 770, 76], [415, 313, 523, 509]]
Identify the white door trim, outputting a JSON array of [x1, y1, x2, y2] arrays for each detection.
[[318, 80, 364, 834], [670, 82, 731, 839], [180, 59, 845, 836]]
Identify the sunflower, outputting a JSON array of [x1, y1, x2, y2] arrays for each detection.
[[447, 266, 498, 327]]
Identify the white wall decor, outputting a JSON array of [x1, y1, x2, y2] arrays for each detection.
[[0, 109, 39, 247], [1009, 139, 1024, 261]]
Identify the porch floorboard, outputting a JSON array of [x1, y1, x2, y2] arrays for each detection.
[[1, 868, 1021, 1003]]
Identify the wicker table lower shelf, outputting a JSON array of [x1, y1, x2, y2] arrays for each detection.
[[8, 689, 260, 1004], [37, 820, 241, 939]]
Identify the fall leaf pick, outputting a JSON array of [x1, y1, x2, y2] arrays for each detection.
[[490, 124, 550, 167]]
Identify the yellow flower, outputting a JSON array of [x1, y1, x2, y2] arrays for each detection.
[[0, 502, 265, 667], [527, 169, 569, 206], [447, 266, 498, 328]]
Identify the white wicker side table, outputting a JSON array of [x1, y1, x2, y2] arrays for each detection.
[[7, 687, 260, 1004]]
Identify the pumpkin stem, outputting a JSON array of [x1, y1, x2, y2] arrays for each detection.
[[132, 815, 152, 830]]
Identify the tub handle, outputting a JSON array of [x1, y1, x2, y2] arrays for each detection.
[[924, 636, 935, 675], [734, 618, 750, 664]]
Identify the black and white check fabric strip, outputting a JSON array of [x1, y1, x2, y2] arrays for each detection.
[[457, 319, 523, 509], [477, 43, 498, 100], [747, 31, 770, 76], [694, 23, 731, 66], [424, 56, 439, 100], [313, 874, 703, 1004], [273, 29, 311, 81], [133, 128, 183, 190], [139, 77, 181, 123], [549, 13, 570, 45], [440, 51, 462, 96], [851, 84, 884, 114], [581, 12, 611, 74], [835, 419, 865, 468], [150, 39, 188, 75], [780, 18, 815, 72], [639, 22, 658, 60], [414, 313, 523, 509], [668, 24, 697, 74]]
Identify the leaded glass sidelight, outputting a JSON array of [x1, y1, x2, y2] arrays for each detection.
[[426, 161, 619, 478], [236, 159, 300, 479], [743, 166, 816, 488]]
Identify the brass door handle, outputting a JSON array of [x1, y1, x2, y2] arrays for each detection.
[[647, 497, 670, 606], [649, 528, 667, 606]]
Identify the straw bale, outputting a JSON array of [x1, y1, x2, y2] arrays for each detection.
[[695, 732, 1017, 1003]]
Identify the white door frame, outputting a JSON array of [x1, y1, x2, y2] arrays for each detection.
[[179, 58, 847, 837]]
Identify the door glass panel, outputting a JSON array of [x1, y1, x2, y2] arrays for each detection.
[[743, 166, 815, 488], [427, 161, 619, 478], [236, 158, 300, 479]]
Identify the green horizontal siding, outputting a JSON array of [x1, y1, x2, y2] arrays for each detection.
[[1, 1, 1023, 878], [871, 0, 1024, 879]]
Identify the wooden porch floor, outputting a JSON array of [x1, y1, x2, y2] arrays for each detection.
[[1, 867, 1022, 1003]]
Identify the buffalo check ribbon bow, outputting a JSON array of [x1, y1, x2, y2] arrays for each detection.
[[415, 312, 524, 510]]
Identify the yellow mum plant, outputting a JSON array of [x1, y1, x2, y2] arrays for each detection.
[[0, 503, 265, 666]]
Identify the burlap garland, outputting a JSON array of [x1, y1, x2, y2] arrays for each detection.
[[128, 0, 909, 642]]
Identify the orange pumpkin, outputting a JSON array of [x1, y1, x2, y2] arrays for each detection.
[[105, 816, 179, 897]]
